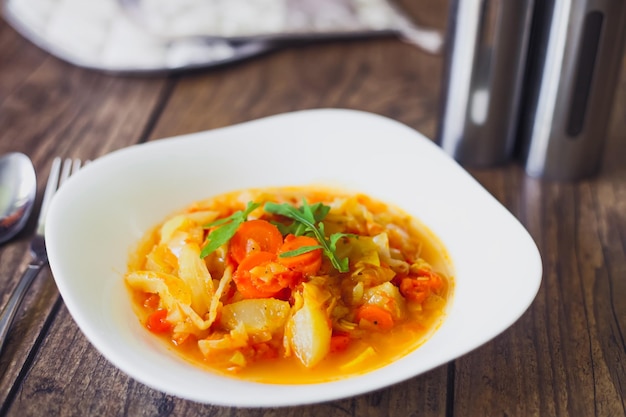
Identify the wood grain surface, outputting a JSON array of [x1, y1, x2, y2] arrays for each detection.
[[0, 0, 624, 416]]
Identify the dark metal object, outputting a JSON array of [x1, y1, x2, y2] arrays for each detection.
[[437, 0, 535, 166], [520, 0, 626, 180]]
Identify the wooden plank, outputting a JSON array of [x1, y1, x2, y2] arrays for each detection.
[[0, 26, 170, 409], [148, 35, 444, 141], [0, 20, 48, 101], [454, 57, 626, 416]]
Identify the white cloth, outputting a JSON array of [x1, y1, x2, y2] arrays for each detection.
[[3, 0, 442, 73]]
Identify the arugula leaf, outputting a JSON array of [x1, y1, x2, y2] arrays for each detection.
[[269, 202, 329, 236], [199, 201, 260, 258], [278, 245, 323, 258], [264, 200, 352, 272], [328, 232, 350, 272]]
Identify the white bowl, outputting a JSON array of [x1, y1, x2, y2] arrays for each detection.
[[46, 109, 542, 407]]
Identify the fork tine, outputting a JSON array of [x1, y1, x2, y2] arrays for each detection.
[[59, 158, 73, 186], [71, 158, 82, 176], [36, 157, 82, 235], [35, 157, 61, 234]]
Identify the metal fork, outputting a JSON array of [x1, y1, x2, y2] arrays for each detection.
[[0, 157, 83, 354]]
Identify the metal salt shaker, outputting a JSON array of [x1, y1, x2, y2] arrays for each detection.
[[437, 0, 535, 166], [519, 0, 626, 180]]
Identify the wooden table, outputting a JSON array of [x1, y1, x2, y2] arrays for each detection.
[[1, 2, 625, 416]]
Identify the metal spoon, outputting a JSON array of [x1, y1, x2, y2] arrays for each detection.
[[0, 152, 36, 244]]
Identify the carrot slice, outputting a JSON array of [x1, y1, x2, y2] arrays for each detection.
[[277, 234, 322, 275], [399, 278, 429, 303], [399, 271, 443, 303], [146, 308, 171, 333], [330, 334, 352, 353], [355, 305, 395, 331], [233, 251, 296, 299], [230, 219, 284, 264]]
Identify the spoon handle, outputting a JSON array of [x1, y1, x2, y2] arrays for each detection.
[[0, 260, 46, 355]]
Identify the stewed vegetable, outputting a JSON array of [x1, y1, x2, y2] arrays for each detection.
[[125, 186, 453, 383]]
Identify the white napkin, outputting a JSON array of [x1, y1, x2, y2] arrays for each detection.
[[3, 0, 442, 73]]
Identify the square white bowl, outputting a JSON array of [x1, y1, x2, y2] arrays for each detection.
[[45, 109, 542, 407]]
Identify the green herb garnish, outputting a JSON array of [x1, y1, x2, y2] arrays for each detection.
[[264, 200, 352, 272], [279, 245, 323, 258], [199, 201, 260, 258]]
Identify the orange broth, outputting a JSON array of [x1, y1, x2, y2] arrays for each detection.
[[125, 186, 454, 384]]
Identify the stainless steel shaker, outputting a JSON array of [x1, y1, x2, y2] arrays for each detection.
[[437, 0, 535, 166], [520, 0, 626, 180]]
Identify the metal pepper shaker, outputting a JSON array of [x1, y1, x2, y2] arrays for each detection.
[[437, 0, 535, 166], [519, 0, 626, 180]]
